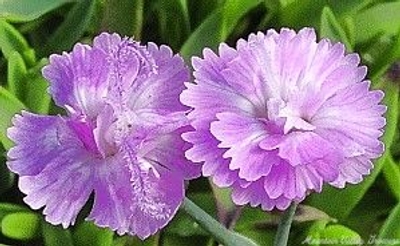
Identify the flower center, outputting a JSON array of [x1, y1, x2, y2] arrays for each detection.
[[66, 118, 100, 155], [266, 97, 315, 134]]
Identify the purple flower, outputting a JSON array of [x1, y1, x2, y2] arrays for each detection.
[[7, 33, 200, 239], [181, 28, 386, 210]]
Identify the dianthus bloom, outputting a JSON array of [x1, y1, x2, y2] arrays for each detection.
[[181, 28, 386, 210], [7, 33, 200, 238]]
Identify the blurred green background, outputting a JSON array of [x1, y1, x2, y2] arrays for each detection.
[[1, 0, 400, 245]]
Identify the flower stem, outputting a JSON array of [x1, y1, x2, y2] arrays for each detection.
[[182, 197, 258, 246], [273, 202, 298, 246]]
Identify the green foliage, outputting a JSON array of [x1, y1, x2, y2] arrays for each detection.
[[0, 162, 14, 195], [73, 221, 113, 246], [180, 0, 262, 60], [7, 51, 27, 100], [305, 222, 363, 246], [154, 0, 190, 50], [22, 59, 51, 114], [355, 2, 400, 43], [112, 235, 159, 246], [180, 8, 224, 60], [368, 29, 400, 81], [378, 202, 400, 242], [382, 155, 400, 200], [0, 19, 35, 65], [39, 0, 97, 56], [0, 0, 74, 22], [101, 0, 144, 38], [0, 203, 29, 221], [167, 193, 216, 237], [1, 212, 41, 240], [235, 207, 276, 245], [279, 0, 371, 29], [320, 6, 352, 51], [42, 223, 74, 246], [0, 87, 26, 149]]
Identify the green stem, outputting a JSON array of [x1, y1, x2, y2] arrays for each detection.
[[182, 197, 258, 246], [273, 202, 298, 246]]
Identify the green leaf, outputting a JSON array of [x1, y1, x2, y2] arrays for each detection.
[[42, 222, 74, 246], [7, 51, 27, 100], [236, 206, 274, 230], [306, 220, 329, 240], [40, 0, 97, 56], [23, 59, 51, 114], [237, 216, 279, 245], [162, 234, 209, 246], [341, 17, 355, 50], [0, 0, 74, 22], [235, 210, 278, 245], [0, 162, 14, 195], [378, 202, 400, 242], [320, 225, 362, 246], [180, 0, 261, 60], [0, 19, 28, 56], [0, 19, 34, 65], [0, 203, 29, 221], [307, 79, 399, 220], [0, 87, 26, 150], [6, 56, 50, 114], [382, 155, 400, 201], [326, 0, 372, 16], [167, 193, 215, 237], [294, 205, 334, 223], [0, 141, 13, 195], [112, 235, 159, 246], [166, 210, 208, 237], [221, 0, 262, 39], [320, 6, 352, 51], [304, 222, 362, 246], [344, 185, 395, 240], [280, 0, 370, 29], [234, 207, 276, 246], [187, 0, 221, 29], [155, 0, 190, 50], [369, 29, 400, 81], [101, 0, 144, 38], [279, 0, 326, 28], [1, 212, 41, 241], [355, 2, 400, 43], [180, 8, 223, 61], [73, 221, 113, 246]]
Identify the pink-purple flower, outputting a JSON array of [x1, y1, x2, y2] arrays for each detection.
[[7, 33, 200, 239], [181, 27, 386, 210]]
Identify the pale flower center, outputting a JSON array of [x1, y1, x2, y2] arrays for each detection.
[[266, 97, 315, 134]]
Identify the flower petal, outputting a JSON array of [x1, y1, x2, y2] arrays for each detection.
[[7, 112, 95, 227], [183, 128, 238, 187], [42, 44, 109, 118], [232, 180, 293, 211], [145, 126, 201, 180], [210, 112, 268, 148], [330, 156, 374, 188], [128, 43, 189, 113], [313, 81, 386, 157], [7, 112, 89, 175], [277, 132, 343, 182], [88, 146, 184, 239], [181, 45, 256, 126], [19, 159, 95, 228]]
